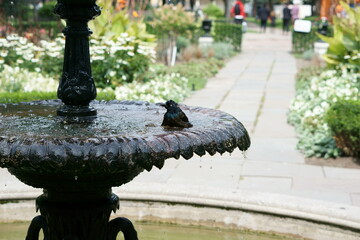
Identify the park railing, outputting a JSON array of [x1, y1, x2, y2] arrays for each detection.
[[213, 19, 243, 51]]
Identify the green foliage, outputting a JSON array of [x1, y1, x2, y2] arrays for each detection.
[[0, 92, 57, 103], [114, 72, 190, 103], [201, 42, 236, 60], [213, 21, 242, 51], [202, 4, 224, 19], [325, 99, 360, 158], [292, 30, 318, 53], [317, 2, 360, 67], [0, 91, 115, 104], [89, 0, 156, 43], [0, 65, 58, 93], [295, 67, 323, 90], [0, 33, 156, 89], [169, 58, 224, 90], [90, 34, 156, 88], [176, 36, 191, 53], [38, 1, 57, 20], [288, 65, 360, 158], [150, 4, 196, 39], [302, 49, 315, 60]]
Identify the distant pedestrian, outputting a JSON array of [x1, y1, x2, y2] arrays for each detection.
[[291, 4, 299, 23], [270, 10, 276, 32], [282, 3, 292, 34], [258, 4, 270, 33], [230, 0, 246, 24]]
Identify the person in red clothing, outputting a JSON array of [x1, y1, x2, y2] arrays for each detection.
[[230, 0, 246, 24]]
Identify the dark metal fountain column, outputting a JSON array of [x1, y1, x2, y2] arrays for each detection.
[[55, 0, 99, 117], [24, 1, 139, 239]]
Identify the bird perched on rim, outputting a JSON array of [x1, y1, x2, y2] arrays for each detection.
[[160, 100, 193, 128]]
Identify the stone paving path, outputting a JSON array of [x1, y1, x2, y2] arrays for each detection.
[[1, 28, 360, 225], [118, 29, 360, 208]]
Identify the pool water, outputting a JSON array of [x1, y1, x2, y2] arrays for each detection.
[[0, 221, 301, 240]]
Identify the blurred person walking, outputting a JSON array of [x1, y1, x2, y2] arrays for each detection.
[[291, 4, 299, 23], [231, 0, 246, 24], [270, 10, 276, 33], [258, 4, 270, 33], [282, 3, 292, 34]]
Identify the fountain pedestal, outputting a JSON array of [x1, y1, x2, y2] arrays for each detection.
[[26, 190, 134, 240], [54, 0, 100, 117]]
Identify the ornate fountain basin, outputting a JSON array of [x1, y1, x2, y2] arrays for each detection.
[[0, 100, 250, 192]]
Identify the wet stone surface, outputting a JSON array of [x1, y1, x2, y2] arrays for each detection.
[[0, 100, 250, 191]]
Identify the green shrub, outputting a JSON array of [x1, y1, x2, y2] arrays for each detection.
[[0, 32, 156, 89], [89, 0, 156, 43], [295, 66, 324, 90], [292, 30, 318, 54], [201, 42, 235, 60], [288, 65, 360, 158], [0, 92, 57, 103], [213, 21, 242, 51], [150, 4, 196, 65], [150, 5, 196, 39], [170, 58, 223, 90], [325, 99, 360, 158], [0, 91, 115, 104], [202, 4, 224, 18], [176, 36, 191, 53], [38, 1, 57, 20], [114, 72, 190, 103], [302, 49, 315, 60]]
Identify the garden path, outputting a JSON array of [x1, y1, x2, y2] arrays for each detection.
[[1, 26, 360, 231]]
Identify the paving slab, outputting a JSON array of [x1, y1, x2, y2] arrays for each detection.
[[245, 138, 304, 163], [323, 167, 360, 180], [241, 161, 324, 178], [292, 177, 360, 194], [350, 193, 360, 207], [237, 176, 292, 192]]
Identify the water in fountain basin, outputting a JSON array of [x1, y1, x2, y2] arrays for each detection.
[[0, 221, 300, 240], [0, 101, 223, 139]]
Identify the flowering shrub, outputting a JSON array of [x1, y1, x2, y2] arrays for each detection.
[[114, 73, 190, 103], [90, 33, 156, 88], [0, 65, 58, 93], [0, 33, 156, 88], [288, 65, 360, 158], [0, 34, 64, 76]]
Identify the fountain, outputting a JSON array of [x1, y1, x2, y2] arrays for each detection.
[[0, 1, 250, 239]]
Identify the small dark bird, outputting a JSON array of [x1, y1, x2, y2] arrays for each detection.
[[160, 100, 193, 128]]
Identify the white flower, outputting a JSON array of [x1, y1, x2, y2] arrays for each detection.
[[109, 71, 116, 77]]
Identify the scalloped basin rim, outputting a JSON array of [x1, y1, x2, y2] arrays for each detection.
[[0, 100, 250, 191]]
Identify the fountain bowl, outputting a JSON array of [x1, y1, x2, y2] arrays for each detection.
[[0, 100, 250, 192]]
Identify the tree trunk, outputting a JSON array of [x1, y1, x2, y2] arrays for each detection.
[[223, 0, 231, 18]]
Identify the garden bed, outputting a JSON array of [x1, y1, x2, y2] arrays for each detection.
[[305, 157, 360, 169]]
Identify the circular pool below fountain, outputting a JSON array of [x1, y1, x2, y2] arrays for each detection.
[[0, 221, 299, 240]]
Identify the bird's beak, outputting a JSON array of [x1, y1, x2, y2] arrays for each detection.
[[157, 102, 166, 107]]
